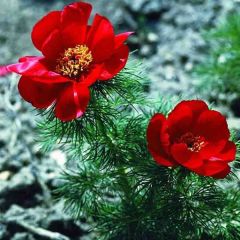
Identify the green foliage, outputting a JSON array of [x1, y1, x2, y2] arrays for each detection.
[[36, 56, 240, 239], [194, 14, 240, 100], [55, 107, 240, 239], [55, 99, 240, 239]]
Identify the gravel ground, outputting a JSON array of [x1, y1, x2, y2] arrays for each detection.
[[0, 0, 240, 239]]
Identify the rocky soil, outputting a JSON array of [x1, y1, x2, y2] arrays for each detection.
[[0, 0, 240, 239]]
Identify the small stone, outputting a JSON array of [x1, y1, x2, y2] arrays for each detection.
[[50, 150, 66, 167], [227, 118, 240, 130], [0, 223, 7, 239], [185, 62, 193, 72], [147, 32, 158, 43], [123, 0, 146, 12], [165, 65, 176, 80], [0, 171, 12, 181], [0, 167, 42, 211], [143, 1, 168, 14], [12, 232, 35, 240], [140, 45, 152, 56]]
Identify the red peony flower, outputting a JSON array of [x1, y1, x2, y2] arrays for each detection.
[[147, 100, 236, 179], [7, 2, 131, 121]]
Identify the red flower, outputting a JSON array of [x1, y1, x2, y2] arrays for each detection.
[[147, 100, 236, 179], [7, 2, 131, 121]]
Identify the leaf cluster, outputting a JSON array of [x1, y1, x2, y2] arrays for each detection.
[[194, 14, 240, 100], [36, 57, 240, 239], [55, 103, 240, 239], [56, 107, 240, 239]]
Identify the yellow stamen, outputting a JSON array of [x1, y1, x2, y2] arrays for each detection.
[[56, 45, 93, 79], [178, 132, 206, 152]]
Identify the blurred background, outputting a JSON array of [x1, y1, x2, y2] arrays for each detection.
[[0, 0, 240, 239]]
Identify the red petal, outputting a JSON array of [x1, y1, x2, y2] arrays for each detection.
[[147, 114, 176, 167], [7, 57, 59, 78], [19, 56, 42, 62], [67, 2, 92, 23], [171, 143, 203, 169], [151, 152, 176, 167], [32, 11, 61, 51], [210, 141, 236, 162], [61, 24, 87, 48], [167, 103, 193, 140], [87, 14, 115, 62], [61, 2, 91, 47], [193, 160, 230, 178], [115, 32, 133, 49], [147, 114, 168, 153], [18, 76, 64, 109], [99, 45, 129, 80], [195, 110, 230, 142], [211, 166, 231, 179], [167, 100, 209, 141], [0, 65, 10, 76], [55, 83, 90, 122], [41, 29, 64, 60], [80, 64, 103, 86], [199, 140, 227, 159], [176, 100, 208, 118]]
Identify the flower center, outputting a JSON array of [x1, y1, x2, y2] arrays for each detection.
[[56, 45, 93, 79], [177, 132, 206, 152]]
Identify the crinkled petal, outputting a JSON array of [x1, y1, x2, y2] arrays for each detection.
[[18, 76, 64, 109], [195, 110, 230, 142], [152, 152, 176, 167], [61, 23, 87, 48], [147, 114, 168, 151], [167, 104, 193, 140], [87, 14, 115, 62], [0, 65, 10, 76], [61, 2, 92, 47], [210, 141, 236, 162], [193, 160, 230, 178], [147, 114, 176, 167], [199, 140, 227, 159], [115, 32, 133, 49], [30, 76, 70, 84], [176, 100, 209, 118], [168, 100, 209, 141], [7, 57, 59, 78], [41, 29, 64, 60], [61, 2, 91, 26], [55, 83, 90, 122], [171, 143, 203, 169], [99, 45, 129, 80], [32, 11, 61, 51], [147, 114, 168, 153], [80, 64, 103, 86], [19, 56, 43, 63], [67, 2, 92, 23], [211, 166, 231, 179]]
